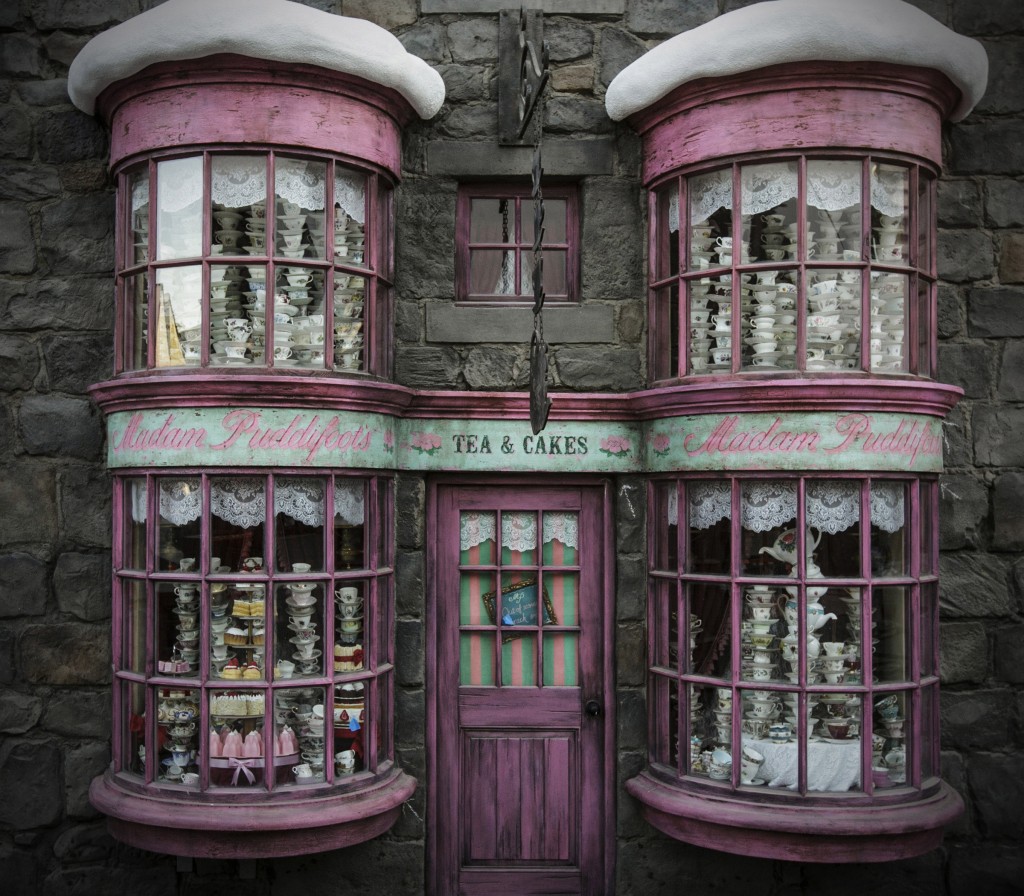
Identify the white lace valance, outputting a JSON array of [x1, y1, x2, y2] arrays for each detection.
[[671, 161, 909, 231], [670, 481, 905, 534], [807, 160, 861, 212], [158, 157, 203, 214], [132, 479, 365, 527], [212, 156, 266, 209], [460, 511, 579, 552], [277, 159, 326, 212], [131, 176, 149, 215], [335, 171, 366, 225]]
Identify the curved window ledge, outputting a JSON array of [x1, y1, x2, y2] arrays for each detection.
[[90, 766, 416, 859], [626, 769, 963, 863]]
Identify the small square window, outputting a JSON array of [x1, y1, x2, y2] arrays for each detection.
[[456, 184, 578, 303]]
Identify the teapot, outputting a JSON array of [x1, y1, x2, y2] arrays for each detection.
[[759, 527, 822, 569]]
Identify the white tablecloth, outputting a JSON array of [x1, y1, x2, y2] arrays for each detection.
[[748, 737, 861, 791]]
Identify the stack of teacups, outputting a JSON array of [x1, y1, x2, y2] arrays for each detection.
[[214, 208, 245, 256]]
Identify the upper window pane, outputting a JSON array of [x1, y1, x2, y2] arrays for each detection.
[[157, 157, 202, 260], [457, 185, 577, 302]]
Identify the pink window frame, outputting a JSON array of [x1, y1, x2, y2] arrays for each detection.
[[455, 182, 580, 304]]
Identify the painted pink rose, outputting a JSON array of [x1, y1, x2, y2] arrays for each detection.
[[652, 433, 671, 455], [410, 432, 442, 454], [599, 435, 631, 457]]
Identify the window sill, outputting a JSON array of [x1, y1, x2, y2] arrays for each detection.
[[89, 766, 416, 859], [626, 768, 963, 863]]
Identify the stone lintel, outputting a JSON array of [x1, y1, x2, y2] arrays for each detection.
[[426, 304, 614, 344]]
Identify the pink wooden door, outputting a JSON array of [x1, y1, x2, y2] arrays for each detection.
[[429, 483, 612, 895]]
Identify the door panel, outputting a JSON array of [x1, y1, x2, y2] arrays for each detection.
[[429, 483, 611, 896]]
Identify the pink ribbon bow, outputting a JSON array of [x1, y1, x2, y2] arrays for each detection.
[[229, 757, 258, 786]]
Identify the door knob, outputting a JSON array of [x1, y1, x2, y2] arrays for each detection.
[[585, 700, 601, 717]]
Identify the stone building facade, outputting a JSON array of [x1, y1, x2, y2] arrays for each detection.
[[0, 0, 1021, 893]]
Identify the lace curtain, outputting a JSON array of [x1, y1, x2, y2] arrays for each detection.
[[670, 481, 905, 534], [460, 511, 579, 552], [132, 479, 365, 527], [152, 155, 366, 219], [670, 161, 908, 230]]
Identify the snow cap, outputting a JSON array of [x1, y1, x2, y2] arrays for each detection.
[[606, 0, 987, 123], [69, 0, 445, 119]]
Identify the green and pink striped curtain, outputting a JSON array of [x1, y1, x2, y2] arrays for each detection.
[[459, 511, 579, 687]]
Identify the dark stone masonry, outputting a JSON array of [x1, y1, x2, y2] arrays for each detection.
[[0, 0, 1021, 893]]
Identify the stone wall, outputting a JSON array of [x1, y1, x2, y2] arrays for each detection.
[[0, 0, 1021, 893]]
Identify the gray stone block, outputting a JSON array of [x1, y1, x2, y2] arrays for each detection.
[[581, 179, 643, 299], [446, 18, 498, 64], [1, 277, 114, 332], [939, 473, 989, 550], [41, 333, 114, 393], [616, 688, 646, 751], [616, 477, 645, 554], [394, 299, 423, 343], [395, 475, 425, 550], [968, 285, 1024, 338], [397, 21, 446, 64], [54, 552, 110, 622], [939, 621, 989, 683], [939, 551, 1012, 617], [0, 738, 63, 829], [973, 404, 1024, 466], [975, 39, 1024, 115], [426, 304, 615, 344], [394, 345, 462, 388], [63, 740, 109, 819], [0, 335, 40, 391], [948, 843, 1024, 896], [967, 753, 1024, 838], [994, 623, 1024, 684], [545, 95, 614, 134], [941, 689, 1016, 751], [997, 340, 1024, 400], [395, 187, 455, 300], [42, 32, 91, 69], [0, 692, 43, 734], [992, 472, 1024, 551], [21, 622, 110, 685], [436, 63, 495, 104], [627, 0, 717, 35], [394, 686, 425, 748], [52, 821, 115, 864], [18, 79, 73, 107], [395, 619, 424, 688], [615, 622, 645, 686], [58, 465, 111, 550], [19, 394, 104, 460], [341, 0, 416, 29], [0, 552, 48, 618], [0, 161, 61, 201], [423, 0, 624, 11], [30, 0, 137, 30], [437, 103, 496, 140], [0, 202, 36, 274], [35, 109, 108, 165], [38, 194, 115, 276], [986, 178, 1024, 228], [998, 231, 1024, 283], [0, 465, 57, 550], [555, 345, 641, 390], [937, 342, 992, 399], [950, 119, 1024, 176], [598, 27, 648, 88], [425, 138, 615, 176], [463, 345, 527, 389], [40, 689, 110, 738], [0, 629, 14, 684], [938, 178, 984, 228], [616, 553, 645, 621], [0, 35, 44, 77], [546, 21, 595, 63], [395, 549, 424, 618], [953, 0, 1024, 34], [0, 106, 30, 160], [937, 228, 995, 282], [937, 282, 963, 339]]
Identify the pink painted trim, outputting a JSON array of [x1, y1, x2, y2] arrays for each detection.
[[97, 56, 412, 178], [626, 769, 963, 863], [91, 766, 415, 859], [629, 62, 958, 185], [88, 374, 963, 421]]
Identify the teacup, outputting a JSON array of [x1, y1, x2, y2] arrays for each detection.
[[762, 213, 785, 228], [292, 763, 313, 779], [822, 641, 845, 656], [763, 247, 786, 261], [690, 355, 709, 372], [242, 556, 263, 571], [274, 346, 292, 361], [180, 772, 200, 786], [740, 746, 764, 782], [769, 722, 792, 742], [335, 749, 356, 774], [336, 586, 360, 603], [276, 660, 295, 679], [339, 602, 361, 619]]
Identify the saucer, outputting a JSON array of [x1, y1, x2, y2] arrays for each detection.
[[740, 777, 767, 786]]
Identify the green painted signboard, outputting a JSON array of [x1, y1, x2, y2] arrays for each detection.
[[105, 407, 944, 474]]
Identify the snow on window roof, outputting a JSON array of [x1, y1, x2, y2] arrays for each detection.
[[68, 0, 445, 119], [605, 0, 987, 123]]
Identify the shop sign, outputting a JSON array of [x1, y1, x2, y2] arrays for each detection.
[[105, 407, 943, 473], [646, 411, 944, 473]]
